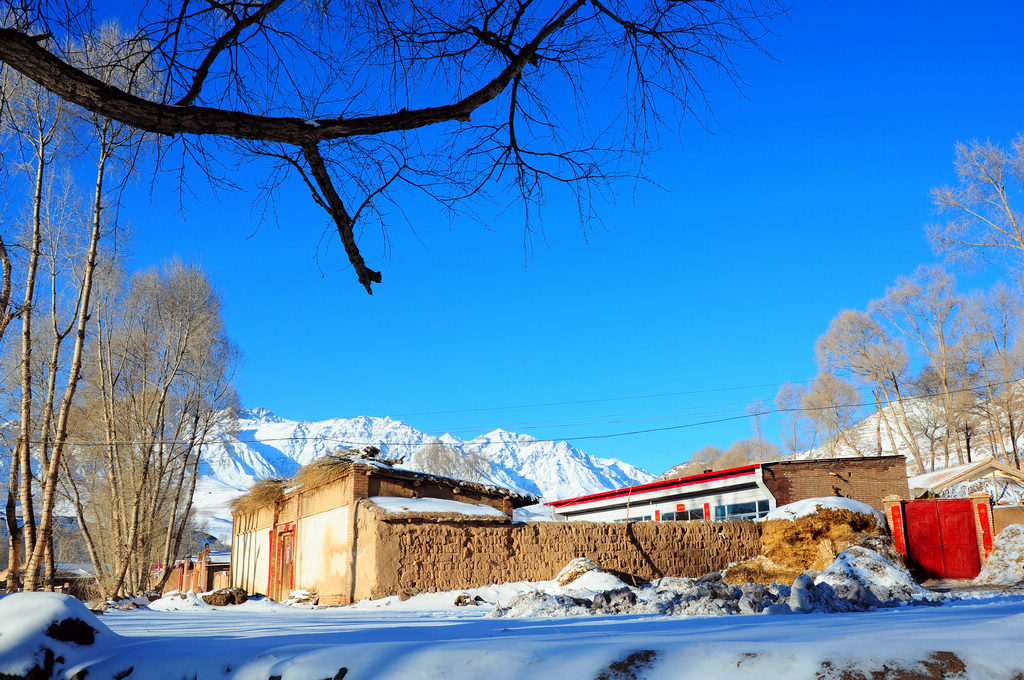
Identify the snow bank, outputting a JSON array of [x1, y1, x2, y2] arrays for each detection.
[[150, 590, 288, 612], [367, 495, 508, 518], [490, 548, 939, 618], [815, 546, 931, 607], [0, 593, 115, 678], [348, 580, 549, 611], [975, 523, 1024, 586], [763, 497, 886, 527]]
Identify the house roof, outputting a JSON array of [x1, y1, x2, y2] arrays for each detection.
[[363, 496, 513, 523], [909, 457, 1024, 495], [232, 457, 538, 515], [546, 464, 761, 509]]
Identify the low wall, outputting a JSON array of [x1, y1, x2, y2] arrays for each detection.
[[357, 517, 761, 601], [993, 505, 1024, 534]]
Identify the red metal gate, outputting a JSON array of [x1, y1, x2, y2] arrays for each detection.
[[903, 499, 980, 579]]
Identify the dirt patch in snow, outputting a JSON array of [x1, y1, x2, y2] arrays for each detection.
[[817, 651, 967, 679], [594, 650, 658, 680], [202, 587, 248, 606], [45, 617, 97, 645]]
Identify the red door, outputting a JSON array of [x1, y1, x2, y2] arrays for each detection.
[[275, 531, 294, 599], [904, 499, 980, 579]]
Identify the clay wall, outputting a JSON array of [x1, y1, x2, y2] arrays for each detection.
[[993, 505, 1024, 534], [761, 457, 909, 510], [355, 518, 760, 601]]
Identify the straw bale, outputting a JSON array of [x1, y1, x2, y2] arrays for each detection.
[[231, 478, 286, 515]]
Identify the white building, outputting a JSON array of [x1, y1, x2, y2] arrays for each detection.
[[547, 464, 772, 522]]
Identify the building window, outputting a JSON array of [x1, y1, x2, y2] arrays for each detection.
[[660, 509, 705, 522], [713, 500, 771, 521]]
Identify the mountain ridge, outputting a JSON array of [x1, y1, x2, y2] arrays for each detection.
[[192, 409, 655, 539]]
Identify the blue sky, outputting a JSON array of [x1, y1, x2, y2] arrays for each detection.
[[120, 2, 1024, 475]]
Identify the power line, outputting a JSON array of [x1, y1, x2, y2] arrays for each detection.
[[387, 379, 814, 417], [16, 376, 1021, 448]]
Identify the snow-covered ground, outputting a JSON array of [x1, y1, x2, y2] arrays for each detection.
[[4, 588, 1024, 679], [5, 508, 1024, 679]]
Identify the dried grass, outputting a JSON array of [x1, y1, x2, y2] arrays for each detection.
[[726, 507, 895, 586], [291, 453, 358, 490], [231, 478, 286, 515], [722, 556, 802, 586], [760, 507, 886, 572]]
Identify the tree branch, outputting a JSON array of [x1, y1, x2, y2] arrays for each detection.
[[0, 2, 585, 144], [301, 143, 381, 294]]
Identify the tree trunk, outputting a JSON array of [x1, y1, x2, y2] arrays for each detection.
[[5, 453, 21, 592], [23, 153, 105, 591]]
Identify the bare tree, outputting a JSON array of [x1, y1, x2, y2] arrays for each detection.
[[870, 266, 968, 467], [801, 372, 864, 457], [0, 1, 779, 293], [62, 260, 237, 598], [814, 308, 924, 471], [775, 381, 813, 456], [929, 135, 1024, 276], [745, 398, 767, 460], [408, 439, 492, 484], [0, 60, 74, 590], [962, 285, 1024, 468]]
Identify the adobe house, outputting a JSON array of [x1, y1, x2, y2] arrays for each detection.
[[230, 453, 537, 604], [547, 456, 910, 522], [157, 546, 231, 594]]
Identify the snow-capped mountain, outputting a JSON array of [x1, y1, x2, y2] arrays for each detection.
[[192, 409, 654, 539]]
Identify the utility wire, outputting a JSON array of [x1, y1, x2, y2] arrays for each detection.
[[387, 379, 815, 417], [14, 376, 1021, 448]]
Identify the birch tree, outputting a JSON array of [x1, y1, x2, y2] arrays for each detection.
[[929, 135, 1024, 276]]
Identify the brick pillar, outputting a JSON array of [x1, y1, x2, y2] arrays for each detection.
[[882, 495, 907, 558], [969, 492, 995, 561]]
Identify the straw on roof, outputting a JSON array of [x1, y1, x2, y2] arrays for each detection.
[[231, 478, 287, 515]]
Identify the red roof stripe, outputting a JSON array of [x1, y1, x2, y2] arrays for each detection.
[[545, 464, 761, 508]]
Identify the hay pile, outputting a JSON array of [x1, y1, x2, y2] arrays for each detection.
[[724, 503, 897, 586]]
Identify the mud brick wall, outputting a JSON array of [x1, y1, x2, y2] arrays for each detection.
[[993, 505, 1024, 534], [363, 518, 761, 600], [761, 457, 909, 510]]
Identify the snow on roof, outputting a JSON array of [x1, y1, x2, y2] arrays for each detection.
[[909, 457, 1024, 496], [366, 496, 509, 519], [763, 497, 886, 526], [55, 562, 95, 578], [208, 551, 232, 565]]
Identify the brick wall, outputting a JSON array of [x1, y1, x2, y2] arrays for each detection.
[[359, 518, 761, 601], [761, 456, 909, 510]]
